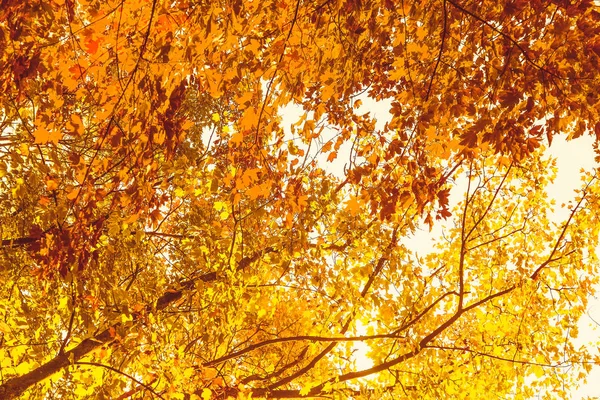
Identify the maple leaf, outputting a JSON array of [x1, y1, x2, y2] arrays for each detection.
[[459, 128, 478, 148], [85, 39, 99, 55], [247, 185, 263, 200], [34, 127, 62, 145], [33, 127, 51, 144], [230, 131, 244, 145], [345, 196, 361, 216]]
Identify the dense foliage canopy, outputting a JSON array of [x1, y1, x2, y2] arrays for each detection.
[[1, 0, 600, 398]]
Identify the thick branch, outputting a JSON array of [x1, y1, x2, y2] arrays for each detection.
[[0, 248, 274, 399], [0, 326, 118, 399], [0, 236, 38, 248]]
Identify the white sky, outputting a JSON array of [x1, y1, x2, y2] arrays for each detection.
[[550, 136, 600, 399]]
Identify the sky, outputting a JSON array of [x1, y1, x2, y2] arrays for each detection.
[[281, 99, 600, 399], [401, 120, 600, 399], [550, 136, 600, 400]]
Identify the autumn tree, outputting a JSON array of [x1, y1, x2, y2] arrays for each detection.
[[1, 0, 600, 398]]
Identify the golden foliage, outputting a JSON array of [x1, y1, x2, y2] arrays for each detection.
[[1, 0, 600, 398]]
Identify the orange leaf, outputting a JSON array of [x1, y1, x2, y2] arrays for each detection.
[[85, 39, 99, 55], [67, 188, 80, 200], [34, 127, 50, 144], [247, 185, 263, 200], [345, 196, 361, 216], [46, 179, 59, 191], [231, 131, 244, 145]]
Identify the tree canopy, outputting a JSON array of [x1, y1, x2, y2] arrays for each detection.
[[1, 0, 600, 398]]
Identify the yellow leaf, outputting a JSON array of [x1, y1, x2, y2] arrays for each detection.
[[0, 321, 11, 333], [58, 296, 69, 310], [174, 187, 185, 197], [300, 384, 313, 396], [201, 388, 212, 400], [91, 366, 105, 381], [531, 365, 545, 378], [14, 361, 32, 375], [46, 179, 59, 191], [379, 303, 395, 320], [0, 353, 11, 368], [183, 367, 195, 379]]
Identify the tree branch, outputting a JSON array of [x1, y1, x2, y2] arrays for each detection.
[[425, 0, 447, 101], [267, 229, 398, 390], [446, 0, 557, 78], [0, 248, 274, 399], [531, 175, 594, 280]]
